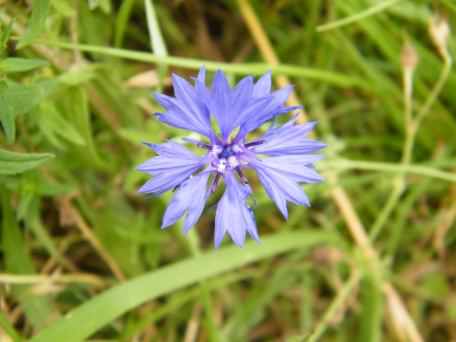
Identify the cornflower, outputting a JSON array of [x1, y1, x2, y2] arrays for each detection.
[[138, 68, 324, 247]]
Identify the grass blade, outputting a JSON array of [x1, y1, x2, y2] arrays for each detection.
[[145, 0, 168, 87], [31, 231, 339, 342], [41, 41, 365, 88]]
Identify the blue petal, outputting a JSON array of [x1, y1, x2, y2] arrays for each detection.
[[143, 141, 198, 158], [138, 168, 199, 195], [210, 70, 232, 140], [253, 120, 326, 156], [209, 73, 256, 141], [252, 71, 272, 97], [197, 66, 206, 83], [259, 155, 324, 183], [250, 159, 312, 219], [171, 74, 211, 128], [214, 172, 259, 247], [236, 86, 301, 139], [154, 72, 212, 137], [161, 172, 210, 231], [137, 142, 204, 195]]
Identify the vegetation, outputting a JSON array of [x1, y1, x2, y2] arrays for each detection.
[[0, 0, 455, 341]]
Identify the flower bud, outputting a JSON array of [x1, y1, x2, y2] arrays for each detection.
[[429, 14, 450, 58], [401, 41, 418, 72]]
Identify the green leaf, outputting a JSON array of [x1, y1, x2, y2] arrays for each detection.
[[18, 0, 50, 48], [0, 149, 54, 175], [0, 58, 49, 73], [31, 232, 339, 342]]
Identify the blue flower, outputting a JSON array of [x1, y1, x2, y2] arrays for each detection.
[[138, 67, 325, 247]]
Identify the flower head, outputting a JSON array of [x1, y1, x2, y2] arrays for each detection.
[[138, 67, 325, 247]]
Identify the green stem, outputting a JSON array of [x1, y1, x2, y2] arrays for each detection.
[[322, 159, 456, 183], [35, 41, 365, 88], [317, 0, 402, 32], [369, 51, 452, 240]]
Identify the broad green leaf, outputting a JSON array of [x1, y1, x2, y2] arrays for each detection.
[[31, 232, 339, 342], [18, 0, 50, 48], [0, 149, 54, 175], [1, 191, 57, 330], [0, 58, 49, 73]]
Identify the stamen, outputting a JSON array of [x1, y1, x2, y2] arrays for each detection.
[[236, 168, 248, 184], [228, 156, 239, 168], [245, 140, 264, 148], [182, 137, 211, 149], [210, 173, 221, 193]]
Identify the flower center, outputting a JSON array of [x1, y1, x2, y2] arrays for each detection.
[[211, 143, 244, 173]]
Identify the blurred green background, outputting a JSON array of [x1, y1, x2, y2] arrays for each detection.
[[1, 0, 456, 341]]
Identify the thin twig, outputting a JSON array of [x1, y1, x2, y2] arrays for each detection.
[[183, 304, 202, 342], [0, 273, 105, 287]]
